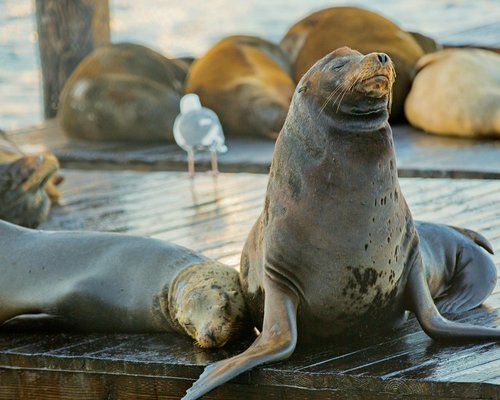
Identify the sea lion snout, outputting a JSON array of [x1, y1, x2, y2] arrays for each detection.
[[377, 53, 389, 64], [353, 52, 395, 98]]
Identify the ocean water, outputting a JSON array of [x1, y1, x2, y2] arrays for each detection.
[[1, 0, 499, 131]]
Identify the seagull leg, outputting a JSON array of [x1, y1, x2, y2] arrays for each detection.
[[210, 151, 219, 176], [188, 149, 195, 178]]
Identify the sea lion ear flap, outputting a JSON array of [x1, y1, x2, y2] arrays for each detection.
[[298, 80, 312, 94]]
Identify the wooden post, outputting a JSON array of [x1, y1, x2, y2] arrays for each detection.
[[35, 0, 110, 119]]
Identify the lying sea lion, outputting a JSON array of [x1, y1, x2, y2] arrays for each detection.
[[0, 133, 61, 228], [405, 48, 500, 138], [183, 47, 499, 399], [279, 6, 424, 120], [408, 31, 442, 54], [58, 42, 185, 142], [0, 220, 248, 349], [184, 35, 295, 139]]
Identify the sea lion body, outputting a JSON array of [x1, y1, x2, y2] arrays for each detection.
[[184, 47, 499, 400], [58, 43, 185, 142], [241, 116, 414, 340], [0, 221, 247, 348], [279, 6, 424, 120], [405, 49, 500, 138], [185, 35, 295, 139], [0, 134, 60, 228]]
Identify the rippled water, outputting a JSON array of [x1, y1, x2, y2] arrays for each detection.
[[1, 0, 499, 130]]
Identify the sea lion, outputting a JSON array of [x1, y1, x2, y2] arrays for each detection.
[[58, 42, 185, 142], [279, 6, 424, 120], [405, 48, 500, 138], [183, 47, 500, 399], [0, 220, 248, 349], [184, 35, 295, 139], [0, 132, 61, 228], [408, 31, 442, 55]]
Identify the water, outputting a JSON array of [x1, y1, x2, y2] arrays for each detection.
[[1, 0, 499, 131]]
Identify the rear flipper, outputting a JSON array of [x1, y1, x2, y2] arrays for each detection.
[[436, 227, 497, 314], [406, 255, 500, 341], [182, 275, 299, 400]]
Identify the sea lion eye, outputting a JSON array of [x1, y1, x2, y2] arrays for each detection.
[[332, 63, 346, 71]]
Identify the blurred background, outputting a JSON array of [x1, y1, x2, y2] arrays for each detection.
[[1, 0, 499, 130]]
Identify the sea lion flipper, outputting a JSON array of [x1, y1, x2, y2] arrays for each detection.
[[406, 256, 500, 341], [448, 225, 494, 254], [183, 276, 299, 400]]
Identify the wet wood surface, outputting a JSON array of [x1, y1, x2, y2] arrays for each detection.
[[0, 170, 499, 399], [441, 22, 500, 53], [8, 119, 500, 179]]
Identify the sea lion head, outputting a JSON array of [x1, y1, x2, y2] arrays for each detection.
[[0, 153, 59, 228], [169, 262, 248, 348], [295, 46, 396, 131]]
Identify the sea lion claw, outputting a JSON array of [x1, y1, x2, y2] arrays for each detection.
[[183, 276, 298, 399]]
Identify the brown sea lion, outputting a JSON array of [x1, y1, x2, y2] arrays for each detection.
[[58, 42, 185, 142], [184, 35, 295, 139], [0, 132, 61, 228], [0, 220, 248, 349], [408, 31, 442, 54], [405, 48, 500, 138], [183, 47, 499, 399], [279, 6, 424, 119]]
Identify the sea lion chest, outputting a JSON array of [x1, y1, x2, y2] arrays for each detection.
[[261, 125, 413, 338]]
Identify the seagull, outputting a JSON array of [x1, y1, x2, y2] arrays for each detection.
[[173, 93, 227, 177]]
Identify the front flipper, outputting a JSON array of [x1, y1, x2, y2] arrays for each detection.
[[182, 275, 299, 400], [406, 255, 500, 341]]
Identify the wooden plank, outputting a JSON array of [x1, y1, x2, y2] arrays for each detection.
[[441, 22, 500, 53], [0, 170, 499, 399], [7, 119, 500, 178]]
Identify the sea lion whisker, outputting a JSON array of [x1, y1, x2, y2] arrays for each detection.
[[334, 77, 360, 112], [319, 84, 346, 114]]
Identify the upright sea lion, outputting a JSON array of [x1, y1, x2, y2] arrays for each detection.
[[0, 220, 248, 349], [58, 42, 185, 142], [279, 6, 424, 120], [0, 132, 61, 228], [184, 35, 295, 139], [405, 48, 500, 138], [183, 47, 499, 399]]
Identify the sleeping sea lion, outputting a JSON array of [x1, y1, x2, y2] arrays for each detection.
[[405, 48, 500, 138], [279, 6, 424, 120], [0, 220, 248, 349], [184, 35, 295, 139], [183, 47, 499, 399], [58, 42, 185, 142], [0, 132, 61, 228]]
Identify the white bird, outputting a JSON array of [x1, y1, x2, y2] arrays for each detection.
[[173, 93, 227, 177]]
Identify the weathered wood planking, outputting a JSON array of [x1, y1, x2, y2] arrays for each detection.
[[7, 119, 500, 179], [1, 170, 499, 399], [441, 22, 500, 53]]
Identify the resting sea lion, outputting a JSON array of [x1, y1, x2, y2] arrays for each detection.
[[183, 47, 499, 399], [279, 6, 424, 120], [0, 133, 61, 228], [0, 220, 248, 349], [405, 48, 500, 138], [58, 42, 185, 142], [184, 35, 295, 139], [408, 31, 442, 54]]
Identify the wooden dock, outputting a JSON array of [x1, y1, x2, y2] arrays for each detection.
[[8, 119, 500, 179], [0, 170, 499, 399]]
